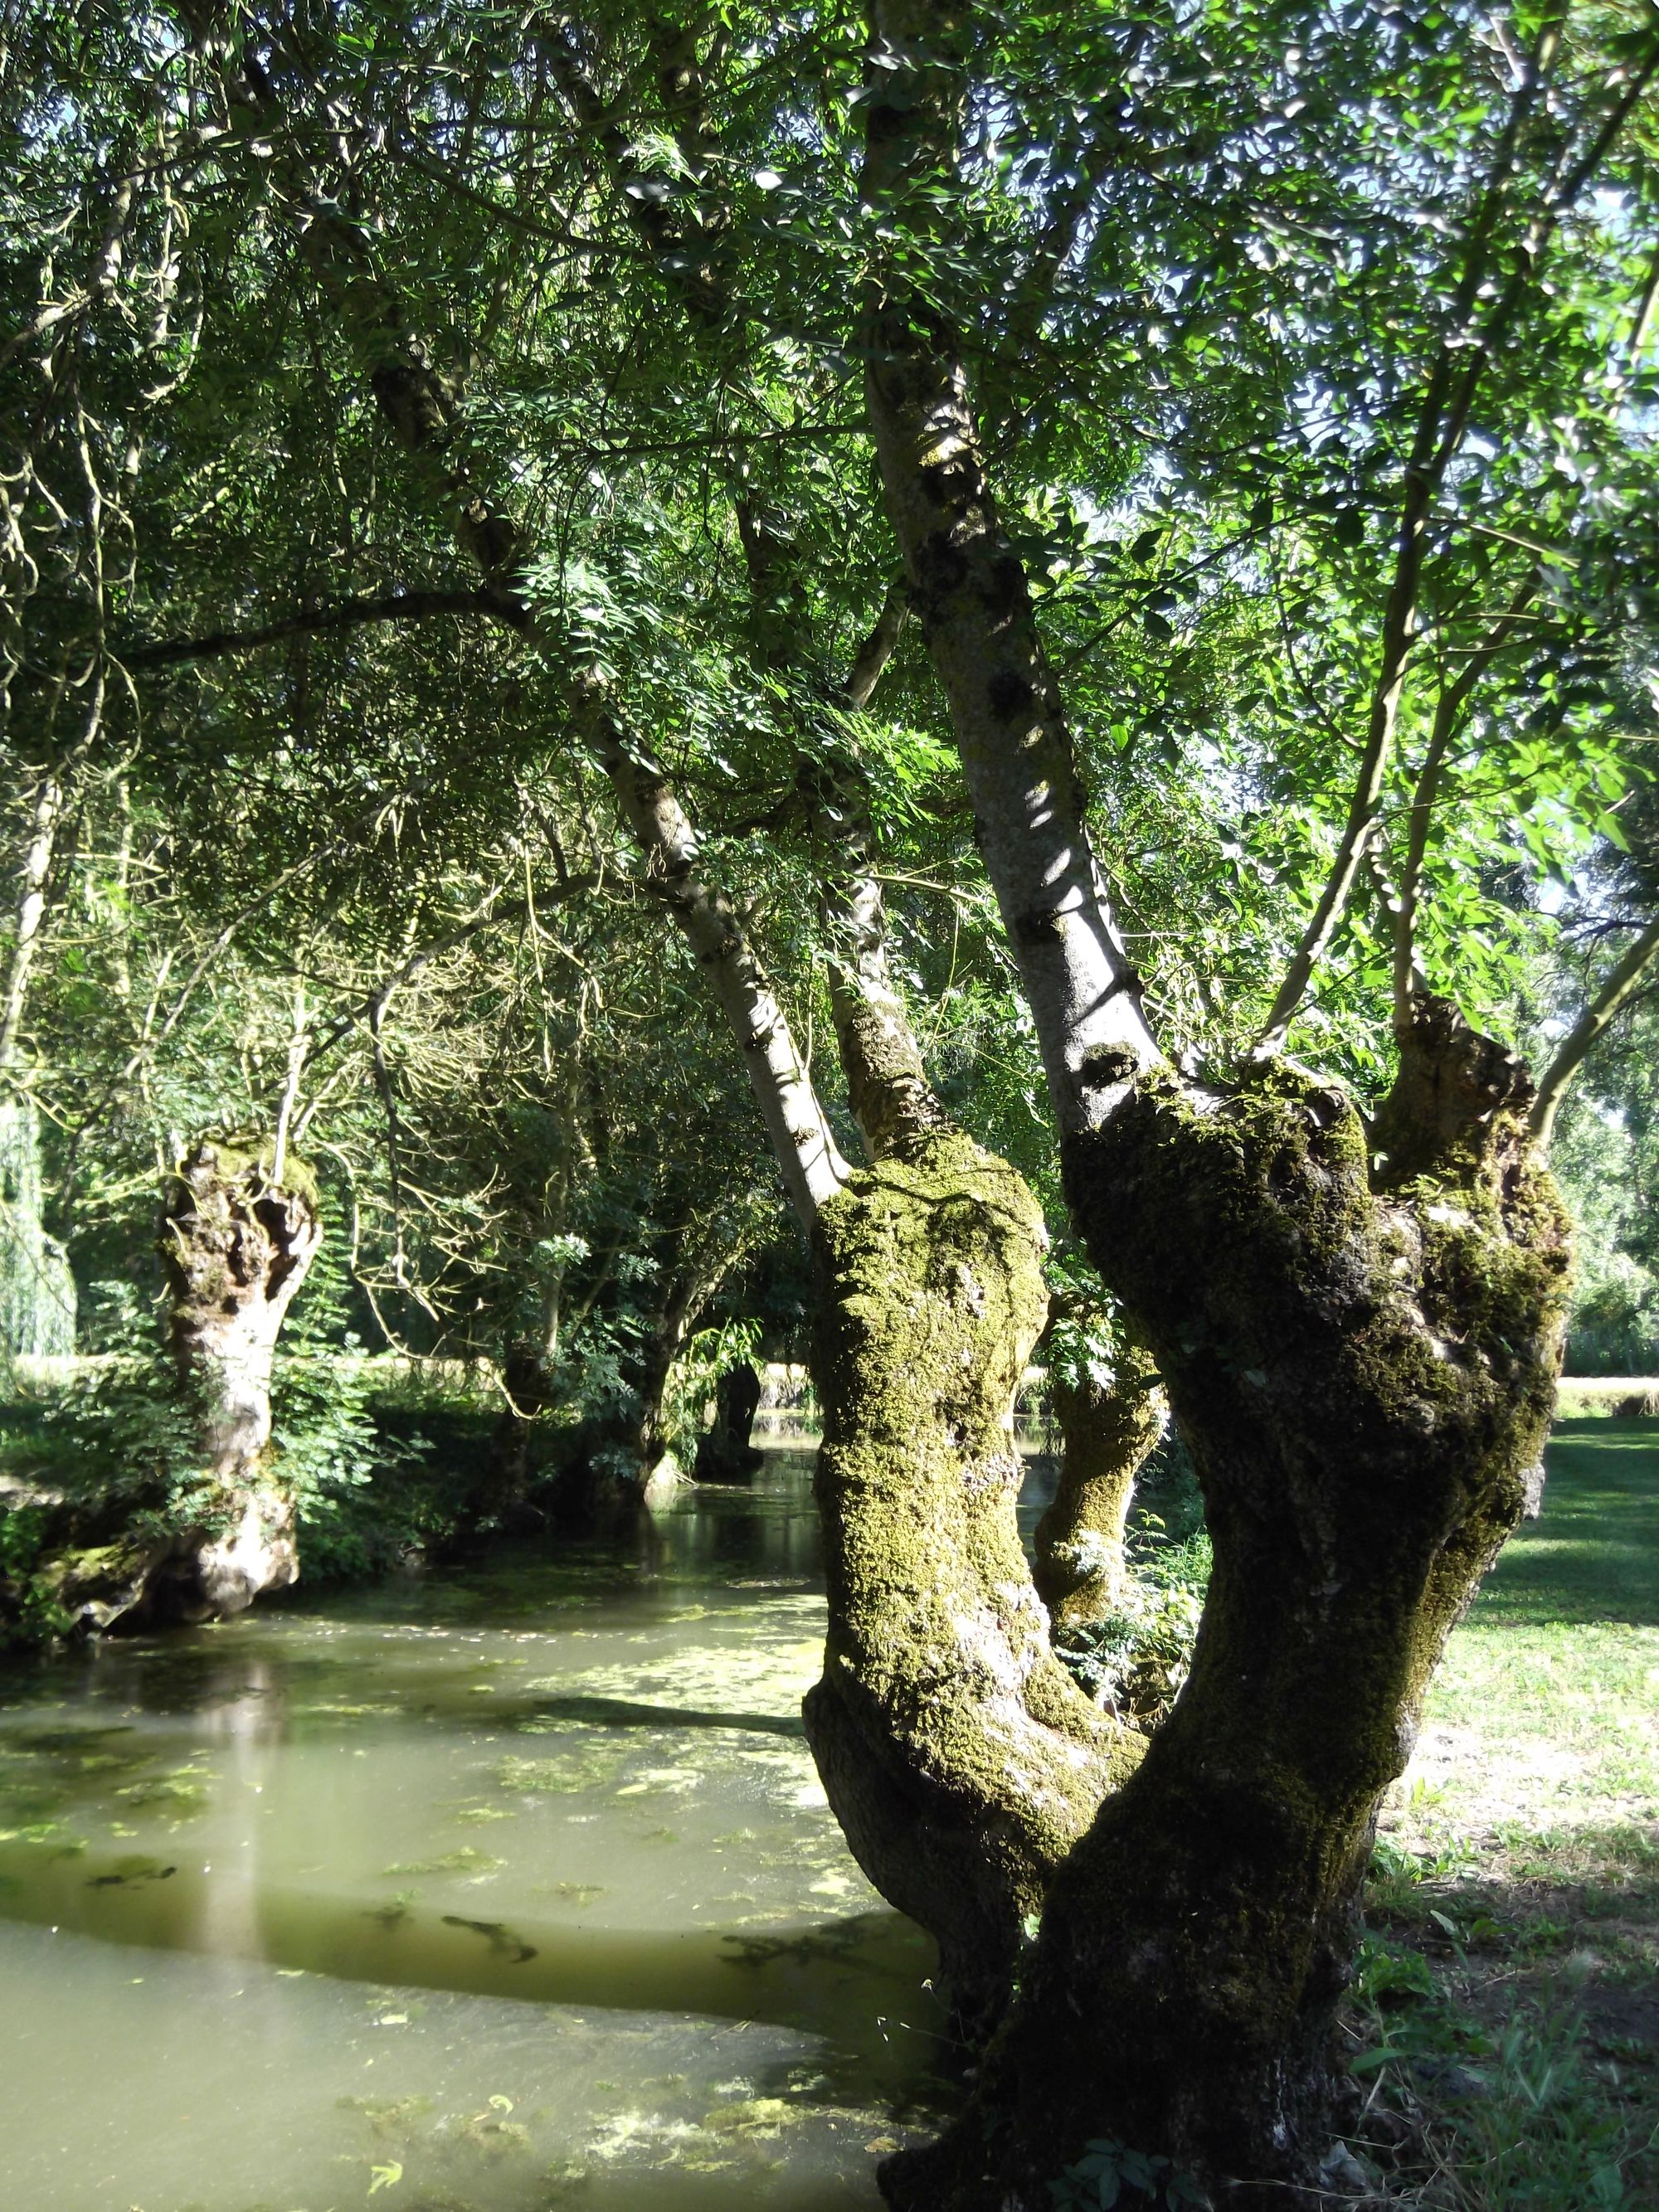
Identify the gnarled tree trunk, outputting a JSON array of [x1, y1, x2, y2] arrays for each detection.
[[885, 1018, 1569, 2207], [1034, 1333, 1165, 1630], [807, 1130, 1139, 2028], [152, 1135, 322, 1621]]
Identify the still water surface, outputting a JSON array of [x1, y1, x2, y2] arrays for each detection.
[[0, 1451, 950, 2212]]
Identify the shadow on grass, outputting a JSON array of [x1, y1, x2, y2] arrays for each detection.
[[1475, 1417, 1659, 1628], [1357, 1839, 1659, 2206]]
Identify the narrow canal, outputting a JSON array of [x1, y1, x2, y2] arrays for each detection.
[[0, 1451, 952, 2211]]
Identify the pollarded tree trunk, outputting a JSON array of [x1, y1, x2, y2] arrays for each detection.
[[807, 1130, 1140, 2029], [477, 1340, 560, 1534], [885, 1013, 1569, 2208], [633, 1267, 706, 1505], [1033, 1334, 1165, 1630], [153, 1135, 322, 1622]]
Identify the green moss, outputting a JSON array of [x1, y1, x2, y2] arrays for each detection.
[[177, 1130, 321, 1212], [805, 1130, 1139, 2014], [888, 1058, 1582, 2204]]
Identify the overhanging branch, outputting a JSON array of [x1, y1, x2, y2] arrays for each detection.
[[122, 586, 528, 669]]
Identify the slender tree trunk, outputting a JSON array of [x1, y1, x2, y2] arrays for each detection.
[[0, 766, 79, 1359], [1033, 1337, 1165, 1630], [0, 761, 65, 1077], [150, 1135, 322, 1621], [0, 1095, 76, 1359]]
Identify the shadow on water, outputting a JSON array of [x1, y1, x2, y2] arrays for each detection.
[[0, 1450, 952, 2209], [0, 1830, 929, 2056]]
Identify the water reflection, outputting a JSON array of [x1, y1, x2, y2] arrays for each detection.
[[0, 1450, 945, 2211]]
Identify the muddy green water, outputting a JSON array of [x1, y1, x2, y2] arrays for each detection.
[[0, 1452, 951, 2212]]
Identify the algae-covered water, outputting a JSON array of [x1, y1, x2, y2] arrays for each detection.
[[0, 1452, 948, 2211]]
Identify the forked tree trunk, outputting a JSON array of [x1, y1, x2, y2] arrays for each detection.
[[806, 1130, 1140, 2027], [1034, 1336, 1165, 1629], [153, 1135, 322, 1621], [884, 1017, 1569, 2207], [851, 6, 1578, 2193], [221, 43, 1129, 2033]]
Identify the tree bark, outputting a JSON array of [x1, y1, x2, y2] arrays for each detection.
[[151, 1135, 322, 1621], [883, 1022, 1569, 2206], [854, 11, 1576, 2195], [0, 760, 66, 1077], [0, 1096, 76, 1359], [1033, 1337, 1165, 1631], [806, 1130, 1140, 2030]]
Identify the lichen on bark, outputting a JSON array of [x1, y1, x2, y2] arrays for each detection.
[[883, 1033, 1570, 2207], [805, 1128, 1140, 2024]]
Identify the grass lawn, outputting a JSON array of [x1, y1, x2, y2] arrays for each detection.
[[1353, 1417, 1659, 2209]]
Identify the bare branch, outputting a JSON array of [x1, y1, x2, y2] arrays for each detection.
[[845, 578, 909, 710]]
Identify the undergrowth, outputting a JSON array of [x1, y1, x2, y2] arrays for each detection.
[[1049, 1427, 1213, 1724]]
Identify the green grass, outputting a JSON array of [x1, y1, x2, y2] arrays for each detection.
[[1354, 1417, 1659, 2209]]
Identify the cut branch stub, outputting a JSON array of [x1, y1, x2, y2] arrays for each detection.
[[156, 1134, 322, 1620], [886, 1057, 1569, 2207], [805, 1130, 1140, 2028], [1370, 991, 1535, 1187]]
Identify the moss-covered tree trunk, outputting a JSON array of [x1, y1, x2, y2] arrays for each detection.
[[1033, 1337, 1165, 1629], [807, 1130, 1140, 2026], [884, 1018, 1569, 2207], [152, 1136, 322, 1621]]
